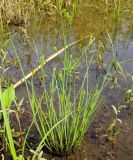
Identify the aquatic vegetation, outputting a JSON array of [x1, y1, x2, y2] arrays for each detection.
[[11, 27, 132, 158], [101, 104, 127, 143], [55, 0, 78, 24], [114, 0, 121, 19], [0, 0, 33, 25], [25, 39, 112, 156], [0, 0, 132, 159], [0, 84, 27, 159], [0, 0, 79, 25], [0, 0, 123, 26], [104, 0, 121, 19], [12, 35, 95, 157], [0, 83, 72, 159], [0, 84, 17, 159], [125, 89, 133, 103]]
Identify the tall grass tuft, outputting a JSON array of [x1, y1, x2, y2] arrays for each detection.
[[29, 40, 108, 156], [12, 33, 127, 157]]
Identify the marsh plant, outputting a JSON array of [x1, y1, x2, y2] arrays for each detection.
[[0, 0, 33, 25], [0, 83, 71, 159], [12, 32, 126, 158], [0, 84, 20, 160], [104, 0, 121, 19], [0, 0, 79, 25], [29, 46, 109, 156], [101, 104, 127, 143]]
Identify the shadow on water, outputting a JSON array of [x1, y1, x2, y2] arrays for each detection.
[[0, 0, 133, 159]]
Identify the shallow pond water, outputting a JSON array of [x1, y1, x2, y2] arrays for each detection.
[[0, 0, 133, 159]]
